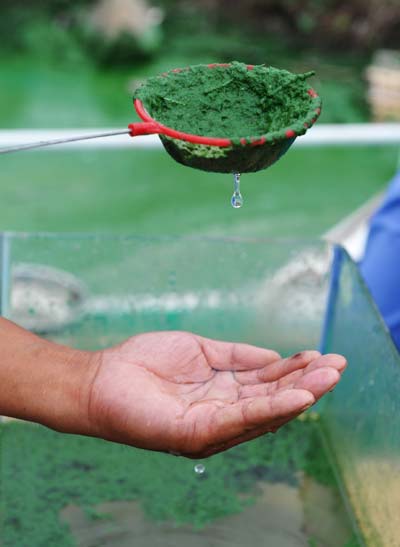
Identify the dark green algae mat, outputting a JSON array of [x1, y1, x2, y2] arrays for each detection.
[[134, 62, 314, 139]]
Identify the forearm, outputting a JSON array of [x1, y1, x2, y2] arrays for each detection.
[[0, 318, 97, 435]]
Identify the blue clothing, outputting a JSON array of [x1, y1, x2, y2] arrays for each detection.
[[360, 170, 400, 350]]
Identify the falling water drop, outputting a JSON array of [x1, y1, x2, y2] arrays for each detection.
[[194, 463, 206, 475], [231, 173, 243, 208]]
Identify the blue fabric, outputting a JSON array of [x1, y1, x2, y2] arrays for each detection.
[[360, 170, 400, 350]]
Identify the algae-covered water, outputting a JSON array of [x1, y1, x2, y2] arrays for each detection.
[[0, 418, 358, 547]]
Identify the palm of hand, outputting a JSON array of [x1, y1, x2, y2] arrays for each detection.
[[88, 331, 345, 458]]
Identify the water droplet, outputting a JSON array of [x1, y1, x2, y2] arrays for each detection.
[[231, 173, 243, 208], [231, 192, 243, 208], [194, 463, 206, 475]]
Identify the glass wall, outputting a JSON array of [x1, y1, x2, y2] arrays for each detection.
[[321, 247, 400, 547]]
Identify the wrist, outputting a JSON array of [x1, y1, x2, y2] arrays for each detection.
[[0, 318, 99, 436]]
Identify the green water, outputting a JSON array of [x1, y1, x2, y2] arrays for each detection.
[[0, 55, 133, 129], [0, 146, 397, 236]]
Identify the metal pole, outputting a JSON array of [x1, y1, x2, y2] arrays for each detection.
[[0, 129, 131, 155]]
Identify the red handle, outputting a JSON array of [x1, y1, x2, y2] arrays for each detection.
[[128, 122, 160, 137], [131, 98, 233, 146]]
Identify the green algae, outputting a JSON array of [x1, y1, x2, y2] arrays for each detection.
[[1, 420, 355, 546], [134, 61, 316, 139]]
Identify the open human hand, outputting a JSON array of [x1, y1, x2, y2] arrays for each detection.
[[87, 331, 346, 458]]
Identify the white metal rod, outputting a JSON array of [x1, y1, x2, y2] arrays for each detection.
[[298, 123, 400, 146]]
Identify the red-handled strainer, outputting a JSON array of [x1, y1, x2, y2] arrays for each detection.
[[129, 62, 321, 173], [0, 62, 321, 175]]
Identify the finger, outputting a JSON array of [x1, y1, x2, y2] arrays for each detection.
[[199, 413, 300, 457], [304, 353, 347, 374], [191, 360, 345, 458], [190, 389, 315, 458], [196, 336, 281, 372], [241, 353, 346, 396], [235, 350, 320, 385], [243, 389, 315, 426], [241, 362, 342, 402], [277, 353, 346, 390], [204, 388, 315, 447], [293, 366, 340, 400], [238, 352, 345, 393]]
